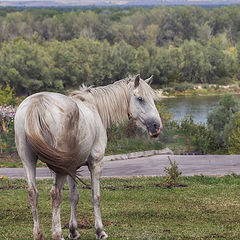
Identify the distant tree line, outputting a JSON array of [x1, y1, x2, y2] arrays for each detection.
[[0, 6, 240, 94]]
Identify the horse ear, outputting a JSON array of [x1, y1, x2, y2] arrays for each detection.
[[134, 74, 140, 88], [145, 75, 153, 85]]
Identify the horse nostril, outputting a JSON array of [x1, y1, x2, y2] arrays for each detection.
[[153, 123, 158, 129]]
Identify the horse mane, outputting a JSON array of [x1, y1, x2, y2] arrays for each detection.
[[71, 78, 131, 128], [71, 76, 157, 129]]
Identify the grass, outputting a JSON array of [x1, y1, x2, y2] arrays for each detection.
[[1, 175, 240, 239]]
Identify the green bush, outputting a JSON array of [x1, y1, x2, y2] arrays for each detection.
[[179, 115, 214, 154], [0, 85, 17, 106], [207, 95, 240, 148], [173, 82, 194, 92], [228, 112, 240, 154], [164, 156, 182, 186]]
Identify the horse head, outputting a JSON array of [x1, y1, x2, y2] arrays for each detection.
[[127, 74, 162, 138]]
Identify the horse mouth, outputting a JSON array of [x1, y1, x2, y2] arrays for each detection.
[[148, 128, 161, 138]]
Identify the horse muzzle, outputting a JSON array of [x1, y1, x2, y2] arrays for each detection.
[[146, 119, 162, 138]]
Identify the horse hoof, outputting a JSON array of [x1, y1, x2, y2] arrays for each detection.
[[68, 231, 81, 239], [96, 231, 108, 239], [34, 227, 44, 240], [52, 234, 65, 240]]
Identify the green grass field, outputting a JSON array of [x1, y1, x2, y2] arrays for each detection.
[[1, 176, 240, 239]]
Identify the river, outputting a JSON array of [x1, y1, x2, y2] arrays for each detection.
[[160, 95, 240, 123]]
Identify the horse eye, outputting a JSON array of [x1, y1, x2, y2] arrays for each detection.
[[138, 97, 143, 102]]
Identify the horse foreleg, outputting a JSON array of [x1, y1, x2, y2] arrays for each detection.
[[50, 174, 67, 240], [88, 162, 108, 239], [67, 176, 80, 240]]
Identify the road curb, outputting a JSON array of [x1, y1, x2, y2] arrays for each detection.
[[104, 147, 173, 161]]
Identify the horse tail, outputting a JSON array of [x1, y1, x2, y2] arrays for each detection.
[[24, 94, 80, 177]]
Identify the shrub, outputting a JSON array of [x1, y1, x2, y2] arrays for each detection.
[[164, 156, 182, 186], [173, 82, 194, 92], [0, 105, 16, 154], [0, 85, 16, 106], [228, 112, 240, 154], [179, 115, 214, 154], [207, 95, 240, 148], [156, 102, 173, 126]]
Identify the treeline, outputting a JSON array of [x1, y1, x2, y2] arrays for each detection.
[[0, 6, 240, 94]]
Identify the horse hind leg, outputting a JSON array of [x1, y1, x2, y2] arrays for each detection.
[[88, 161, 108, 239], [50, 173, 67, 240], [67, 176, 81, 240], [15, 136, 43, 240]]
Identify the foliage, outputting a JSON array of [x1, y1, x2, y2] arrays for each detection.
[[228, 112, 240, 154], [207, 95, 240, 148], [0, 105, 16, 154], [0, 85, 19, 154], [106, 120, 163, 155], [155, 102, 173, 126], [0, 6, 239, 94], [0, 85, 16, 106], [179, 115, 196, 151], [191, 123, 215, 154], [173, 82, 194, 92], [164, 156, 182, 186], [0, 105, 15, 130], [179, 115, 214, 154]]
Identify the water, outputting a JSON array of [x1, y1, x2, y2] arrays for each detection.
[[160, 95, 240, 123]]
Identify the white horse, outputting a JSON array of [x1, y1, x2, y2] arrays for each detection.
[[14, 75, 162, 240]]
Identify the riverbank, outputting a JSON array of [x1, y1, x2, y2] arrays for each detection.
[[155, 83, 240, 99]]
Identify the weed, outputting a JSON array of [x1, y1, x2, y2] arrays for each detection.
[[164, 156, 183, 187]]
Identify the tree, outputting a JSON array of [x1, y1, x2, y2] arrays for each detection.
[[110, 40, 138, 81], [152, 46, 181, 86], [180, 40, 209, 83], [205, 36, 233, 84], [0, 38, 53, 95]]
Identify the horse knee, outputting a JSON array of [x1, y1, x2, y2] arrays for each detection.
[[92, 195, 101, 207], [50, 186, 63, 207], [28, 186, 38, 206]]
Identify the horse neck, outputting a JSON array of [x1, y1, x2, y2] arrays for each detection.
[[93, 81, 130, 129]]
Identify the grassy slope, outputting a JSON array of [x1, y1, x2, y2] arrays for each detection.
[[1, 176, 240, 239]]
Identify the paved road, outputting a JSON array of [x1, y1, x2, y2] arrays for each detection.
[[0, 155, 240, 179]]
